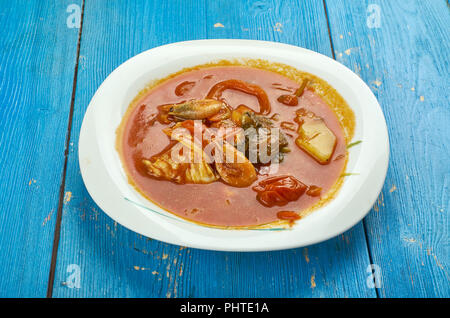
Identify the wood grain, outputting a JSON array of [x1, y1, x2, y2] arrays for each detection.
[[324, 0, 449, 297], [51, 0, 375, 298], [3, 0, 445, 298], [0, 0, 81, 296]]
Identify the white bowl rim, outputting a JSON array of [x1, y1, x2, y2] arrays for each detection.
[[78, 39, 389, 252]]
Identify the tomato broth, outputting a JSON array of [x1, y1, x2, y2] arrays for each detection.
[[117, 63, 354, 227]]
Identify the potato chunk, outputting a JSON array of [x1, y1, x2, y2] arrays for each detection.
[[295, 113, 336, 164]]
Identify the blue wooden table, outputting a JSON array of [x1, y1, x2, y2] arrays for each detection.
[[0, 0, 448, 298]]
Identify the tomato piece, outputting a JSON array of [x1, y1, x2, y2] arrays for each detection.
[[180, 119, 196, 134], [276, 211, 301, 221], [155, 104, 173, 124], [252, 175, 306, 207], [306, 185, 322, 197], [280, 121, 296, 131], [175, 81, 196, 96], [206, 79, 271, 115], [231, 104, 254, 125], [257, 190, 286, 207], [277, 79, 309, 106], [277, 94, 298, 106]]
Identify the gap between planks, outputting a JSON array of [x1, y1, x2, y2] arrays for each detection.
[[44, 0, 380, 298], [46, 0, 86, 298]]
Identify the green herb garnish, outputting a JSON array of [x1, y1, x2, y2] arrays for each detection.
[[347, 140, 362, 149]]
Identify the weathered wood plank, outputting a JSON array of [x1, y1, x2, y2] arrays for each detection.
[[52, 0, 375, 297], [324, 0, 449, 297], [205, 0, 375, 298], [0, 0, 82, 297]]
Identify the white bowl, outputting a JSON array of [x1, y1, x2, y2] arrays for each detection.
[[79, 39, 389, 251]]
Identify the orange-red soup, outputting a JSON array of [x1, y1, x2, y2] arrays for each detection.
[[118, 65, 350, 227]]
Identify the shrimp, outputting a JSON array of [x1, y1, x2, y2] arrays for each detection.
[[168, 99, 224, 120]]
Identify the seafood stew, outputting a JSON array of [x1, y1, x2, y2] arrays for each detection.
[[116, 60, 355, 228]]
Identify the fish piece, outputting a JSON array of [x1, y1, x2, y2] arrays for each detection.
[[215, 142, 257, 187], [142, 145, 218, 184], [163, 120, 257, 187], [142, 129, 218, 184]]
